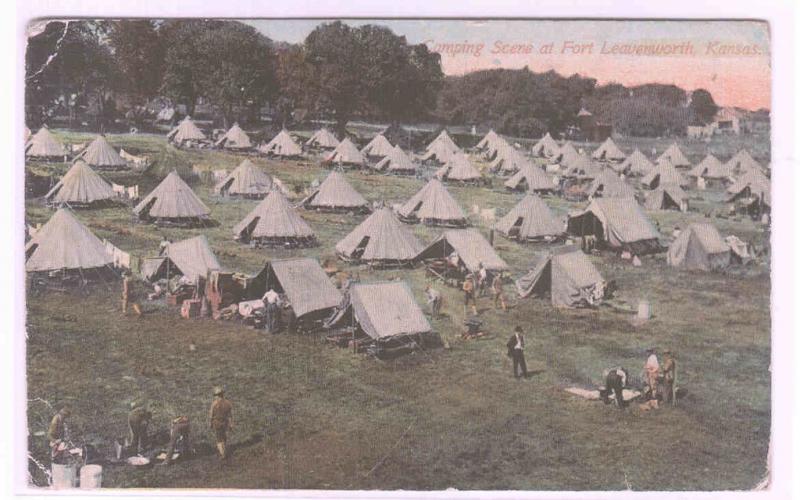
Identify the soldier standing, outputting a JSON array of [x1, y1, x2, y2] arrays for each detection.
[[661, 350, 677, 404], [127, 401, 152, 455], [209, 387, 233, 460], [491, 274, 507, 312], [122, 272, 142, 316], [48, 405, 71, 462]]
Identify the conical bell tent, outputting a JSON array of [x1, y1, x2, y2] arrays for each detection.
[[306, 128, 340, 149], [436, 154, 482, 184], [45, 160, 116, 207], [302, 171, 370, 212], [78, 135, 128, 169], [215, 123, 252, 150], [360, 134, 394, 158], [26, 126, 67, 159], [373, 145, 417, 175], [396, 178, 468, 227], [324, 138, 367, 167], [25, 208, 114, 275], [214, 159, 281, 199], [233, 191, 316, 248], [259, 129, 303, 157], [167, 116, 206, 146], [134, 171, 211, 225], [494, 194, 565, 242], [336, 207, 425, 265]]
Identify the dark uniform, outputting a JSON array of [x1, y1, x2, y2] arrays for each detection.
[[600, 367, 629, 408], [127, 405, 152, 454], [209, 389, 233, 460], [506, 329, 528, 379], [163, 416, 191, 465]]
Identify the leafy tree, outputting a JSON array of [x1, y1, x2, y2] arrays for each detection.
[[26, 20, 120, 128], [303, 21, 443, 132], [689, 88, 719, 125], [106, 20, 165, 103]]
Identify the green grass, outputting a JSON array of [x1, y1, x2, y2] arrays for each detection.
[[26, 130, 770, 490]]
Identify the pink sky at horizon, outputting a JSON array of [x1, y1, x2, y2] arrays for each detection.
[[248, 19, 771, 111]]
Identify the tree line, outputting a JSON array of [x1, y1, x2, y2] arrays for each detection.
[[26, 19, 719, 137]]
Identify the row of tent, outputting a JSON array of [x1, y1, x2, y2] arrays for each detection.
[[26, 127, 129, 169], [25, 208, 432, 346], [26, 204, 741, 319]]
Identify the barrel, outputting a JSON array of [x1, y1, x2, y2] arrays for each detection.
[[79, 464, 102, 489], [51, 463, 77, 489], [637, 300, 651, 320]]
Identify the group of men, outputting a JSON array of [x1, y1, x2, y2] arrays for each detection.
[[47, 387, 234, 467], [423, 263, 508, 320], [599, 349, 678, 410]]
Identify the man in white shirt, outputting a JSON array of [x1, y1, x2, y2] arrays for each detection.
[[643, 349, 660, 402]]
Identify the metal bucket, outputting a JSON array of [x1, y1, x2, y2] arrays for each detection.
[[80, 464, 103, 489], [51, 463, 77, 489], [637, 300, 651, 320]]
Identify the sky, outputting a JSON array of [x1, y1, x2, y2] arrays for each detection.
[[244, 19, 771, 111]]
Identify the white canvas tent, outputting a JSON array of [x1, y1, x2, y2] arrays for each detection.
[[396, 178, 468, 227], [141, 234, 221, 282], [504, 163, 558, 193], [586, 170, 636, 199], [26, 126, 67, 159], [436, 154, 482, 183], [360, 134, 394, 158], [591, 137, 626, 162], [415, 229, 508, 274], [336, 207, 424, 265], [567, 197, 661, 254], [77, 135, 128, 169], [25, 208, 114, 273], [233, 190, 316, 247], [325, 138, 367, 167], [45, 160, 115, 206], [302, 171, 369, 212], [615, 149, 654, 177], [214, 159, 285, 198], [531, 133, 560, 158], [167, 116, 206, 146], [641, 160, 689, 189], [373, 145, 417, 175], [305, 128, 340, 149], [259, 130, 302, 157], [494, 194, 564, 242], [516, 245, 605, 308], [643, 185, 689, 212], [666, 223, 731, 271], [656, 143, 691, 168], [134, 171, 211, 223], [215, 123, 252, 150]]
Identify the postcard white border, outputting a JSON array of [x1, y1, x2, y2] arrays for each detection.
[[3, 1, 797, 499]]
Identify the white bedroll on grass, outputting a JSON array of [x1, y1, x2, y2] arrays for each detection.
[[565, 387, 641, 401]]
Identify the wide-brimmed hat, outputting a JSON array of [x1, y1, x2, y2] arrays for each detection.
[[213, 386, 224, 396]]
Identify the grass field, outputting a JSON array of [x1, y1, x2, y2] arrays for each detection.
[[25, 130, 770, 491]]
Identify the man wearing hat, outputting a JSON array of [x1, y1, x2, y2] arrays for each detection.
[[506, 326, 528, 379], [209, 387, 233, 460], [127, 400, 152, 455]]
